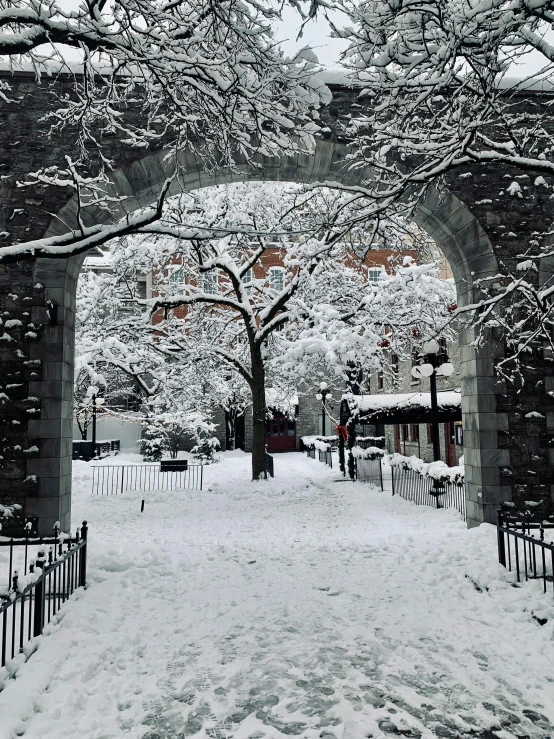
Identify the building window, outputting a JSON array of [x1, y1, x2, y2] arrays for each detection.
[[378, 372, 384, 390], [427, 424, 433, 443], [242, 267, 253, 296], [410, 424, 418, 442], [368, 268, 383, 283], [391, 354, 399, 373], [402, 425, 409, 441], [169, 267, 185, 287], [203, 269, 218, 295], [366, 376, 371, 393], [269, 267, 284, 292]]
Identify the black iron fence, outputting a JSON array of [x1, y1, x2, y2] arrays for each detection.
[[305, 447, 333, 468], [91, 463, 203, 495], [355, 437, 386, 451], [73, 439, 120, 461], [318, 449, 332, 468], [497, 511, 554, 596], [391, 465, 466, 520], [265, 453, 274, 478], [0, 523, 88, 669], [356, 456, 383, 490]]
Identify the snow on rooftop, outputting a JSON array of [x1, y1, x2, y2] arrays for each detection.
[[346, 390, 462, 413]]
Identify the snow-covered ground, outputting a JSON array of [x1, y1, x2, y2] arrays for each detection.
[[1, 451, 554, 739]]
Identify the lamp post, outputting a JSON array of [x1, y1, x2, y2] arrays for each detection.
[[411, 339, 454, 462], [315, 381, 332, 436]]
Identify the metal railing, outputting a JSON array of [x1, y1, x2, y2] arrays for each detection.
[[73, 439, 120, 461], [391, 465, 466, 520], [91, 463, 203, 495], [318, 449, 333, 468], [355, 437, 386, 451], [0, 523, 88, 669], [356, 456, 383, 490], [305, 447, 333, 468], [497, 511, 554, 596]]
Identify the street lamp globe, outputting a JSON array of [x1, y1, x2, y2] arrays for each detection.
[[319, 381, 328, 391], [437, 362, 454, 377], [423, 338, 440, 355], [315, 393, 323, 401], [418, 363, 435, 377]]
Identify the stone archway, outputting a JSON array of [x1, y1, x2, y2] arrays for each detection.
[[9, 139, 497, 534]]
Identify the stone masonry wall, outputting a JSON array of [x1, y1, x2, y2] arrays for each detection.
[[2, 72, 554, 531]]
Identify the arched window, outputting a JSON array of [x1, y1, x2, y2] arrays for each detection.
[[242, 267, 253, 296]]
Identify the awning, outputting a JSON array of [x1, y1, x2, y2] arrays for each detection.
[[341, 391, 462, 425]]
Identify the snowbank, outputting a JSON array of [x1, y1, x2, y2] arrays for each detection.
[[388, 453, 465, 483]]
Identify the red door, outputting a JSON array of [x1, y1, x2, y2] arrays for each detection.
[[444, 422, 457, 467], [266, 412, 296, 452]]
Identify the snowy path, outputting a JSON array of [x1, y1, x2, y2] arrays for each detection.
[[1, 452, 554, 739]]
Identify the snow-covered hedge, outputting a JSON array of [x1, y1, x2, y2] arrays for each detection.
[[351, 445, 385, 461], [387, 453, 464, 484], [356, 436, 385, 443], [301, 436, 335, 452]]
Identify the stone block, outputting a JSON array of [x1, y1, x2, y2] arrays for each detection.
[[27, 418, 63, 438], [481, 466, 501, 486], [465, 464, 482, 484], [478, 448, 510, 467], [25, 495, 63, 519], [27, 456, 71, 478], [465, 499, 483, 524], [482, 485, 512, 506], [463, 429, 498, 450], [39, 475, 70, 497]]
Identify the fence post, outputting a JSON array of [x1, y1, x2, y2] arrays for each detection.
[[497, 509, 506, 567], [79, 521, 88, 588], [33, 574, 45, 637], [379, 457, 383, 491], [391, 465, 395, 495]]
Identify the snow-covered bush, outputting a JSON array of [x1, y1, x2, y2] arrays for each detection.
[[140, 421, 165, 462], [387, 454, 464, 484], [192, 436, 221, 464], [301, 436, 335, 452], [351, 446, 385, 461]]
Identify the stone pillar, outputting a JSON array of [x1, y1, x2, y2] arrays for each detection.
[[0, 256, 79, 536]]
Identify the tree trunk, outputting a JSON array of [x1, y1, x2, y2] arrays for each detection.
[[226, 410, 236, 451], [251, 347, 267, 481]]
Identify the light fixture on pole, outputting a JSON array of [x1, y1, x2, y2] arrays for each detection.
[[315, 381, 331, 436], [411, 341, 454, 462]]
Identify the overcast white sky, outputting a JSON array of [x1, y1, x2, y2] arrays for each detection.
[[275, 7, 348, 68]]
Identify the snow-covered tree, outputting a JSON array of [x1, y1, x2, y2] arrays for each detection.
[[327, 1, 554, 383], [337, 0, 554, 193], [283, 257, 457, 388], [126, 183, 451, 479], [0, 0, 330, 262], [76, 181, 455, 478]]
